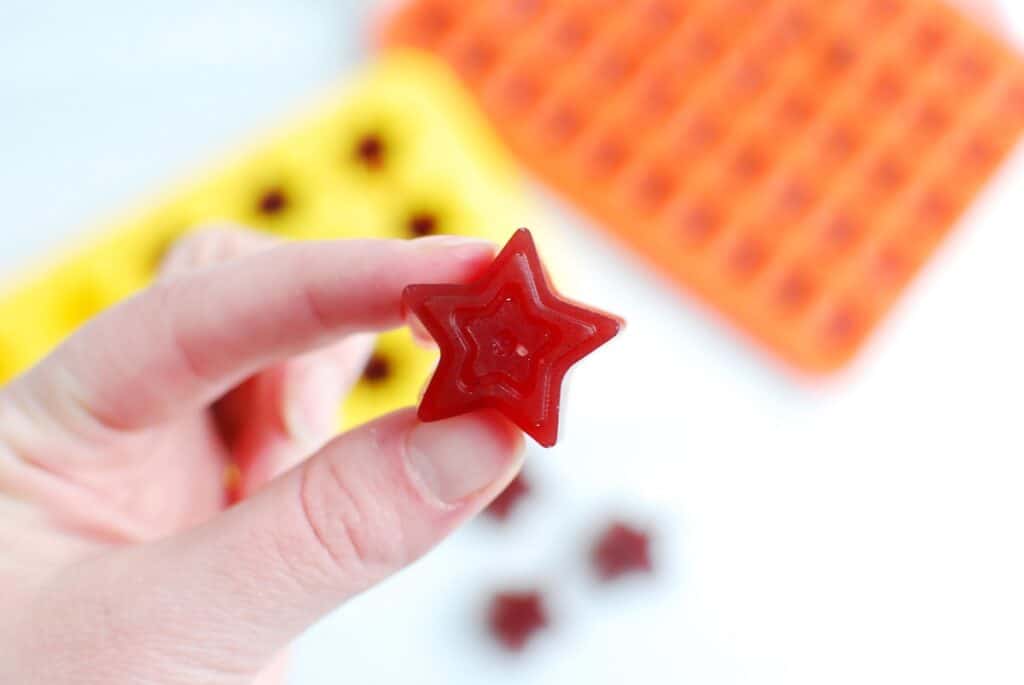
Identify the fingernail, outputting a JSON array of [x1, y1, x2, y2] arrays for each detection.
[[405, 414, 524, 506]]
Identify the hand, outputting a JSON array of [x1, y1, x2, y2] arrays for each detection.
[[0, 227, 524, 684]]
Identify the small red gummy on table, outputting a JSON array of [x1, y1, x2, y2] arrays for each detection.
[[488, 591, 548, 651], [403, 228, 623, 446], [485, 472, 530, 520], [592, 522, 653, 581]]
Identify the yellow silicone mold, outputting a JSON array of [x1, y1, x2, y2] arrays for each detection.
[[0, 52, 534, 431]]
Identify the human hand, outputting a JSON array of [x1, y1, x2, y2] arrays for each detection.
[[0, 227, 523, 684]]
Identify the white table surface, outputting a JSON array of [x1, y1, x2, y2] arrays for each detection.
[[2, 2, 1023, 683]]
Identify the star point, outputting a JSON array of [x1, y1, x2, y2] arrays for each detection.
[[403, 228, 623, 447]]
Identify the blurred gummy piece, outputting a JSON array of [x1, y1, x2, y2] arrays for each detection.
[[591, 522, 652, 581], [485, 472, 530, 520], [487, 590, 548, 650]]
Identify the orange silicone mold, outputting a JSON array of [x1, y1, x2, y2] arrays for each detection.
[[383, 0, 1024, 372]]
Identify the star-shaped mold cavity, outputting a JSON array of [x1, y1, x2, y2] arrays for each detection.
[[403, 228, 623, 446]]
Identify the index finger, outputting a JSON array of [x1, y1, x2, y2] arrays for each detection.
[[20, 235, 494, 433]]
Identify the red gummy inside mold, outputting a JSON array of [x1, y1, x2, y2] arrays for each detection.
[[361, 353, 391, 383], [408, 212, 439, 237], [355, 133, 386, 169], [257, 187, 288, 215]]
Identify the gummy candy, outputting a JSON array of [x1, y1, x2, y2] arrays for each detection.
[[355, 133, 386, 169], [257, 187, 288, 215], [592, 522, 652, 581], [486, 472, 530, 520], [403, 228, 623, 446], [361, 353, 391, 383], [408, 212, 439, 237], [488, 590, 547, 650]]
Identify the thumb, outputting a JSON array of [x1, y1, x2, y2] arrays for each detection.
[[24, 410, 522, 684]]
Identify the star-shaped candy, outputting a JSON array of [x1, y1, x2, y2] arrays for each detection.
[[592, 522, 653, 581], [403, 228, 623, 446], [487, 590, 548, 651]]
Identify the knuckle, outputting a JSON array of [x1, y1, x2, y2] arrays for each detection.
[[296, 456, 409, 583], [161, 223, 276, 274], [158, 226, 224, 270]]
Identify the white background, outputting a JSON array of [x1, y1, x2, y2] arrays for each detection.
[[2, 2, 1022, 683]]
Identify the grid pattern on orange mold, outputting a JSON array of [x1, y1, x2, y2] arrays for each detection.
[[384, 0, 1024, 372]]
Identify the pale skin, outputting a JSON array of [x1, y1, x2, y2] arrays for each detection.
[[0, 228, 524, 684], [0, 1, 1004, 682]]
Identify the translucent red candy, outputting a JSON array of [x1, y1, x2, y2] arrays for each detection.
[[485, 472, 530, 520], [592, 522, 652, 581], [488, 591, 548, 650], [403, 228, 623, 446]]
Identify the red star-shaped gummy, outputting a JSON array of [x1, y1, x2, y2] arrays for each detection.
[[403, 228, 623, 447], [592, 522, 653, 581], [488, 591, 548, 650]]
